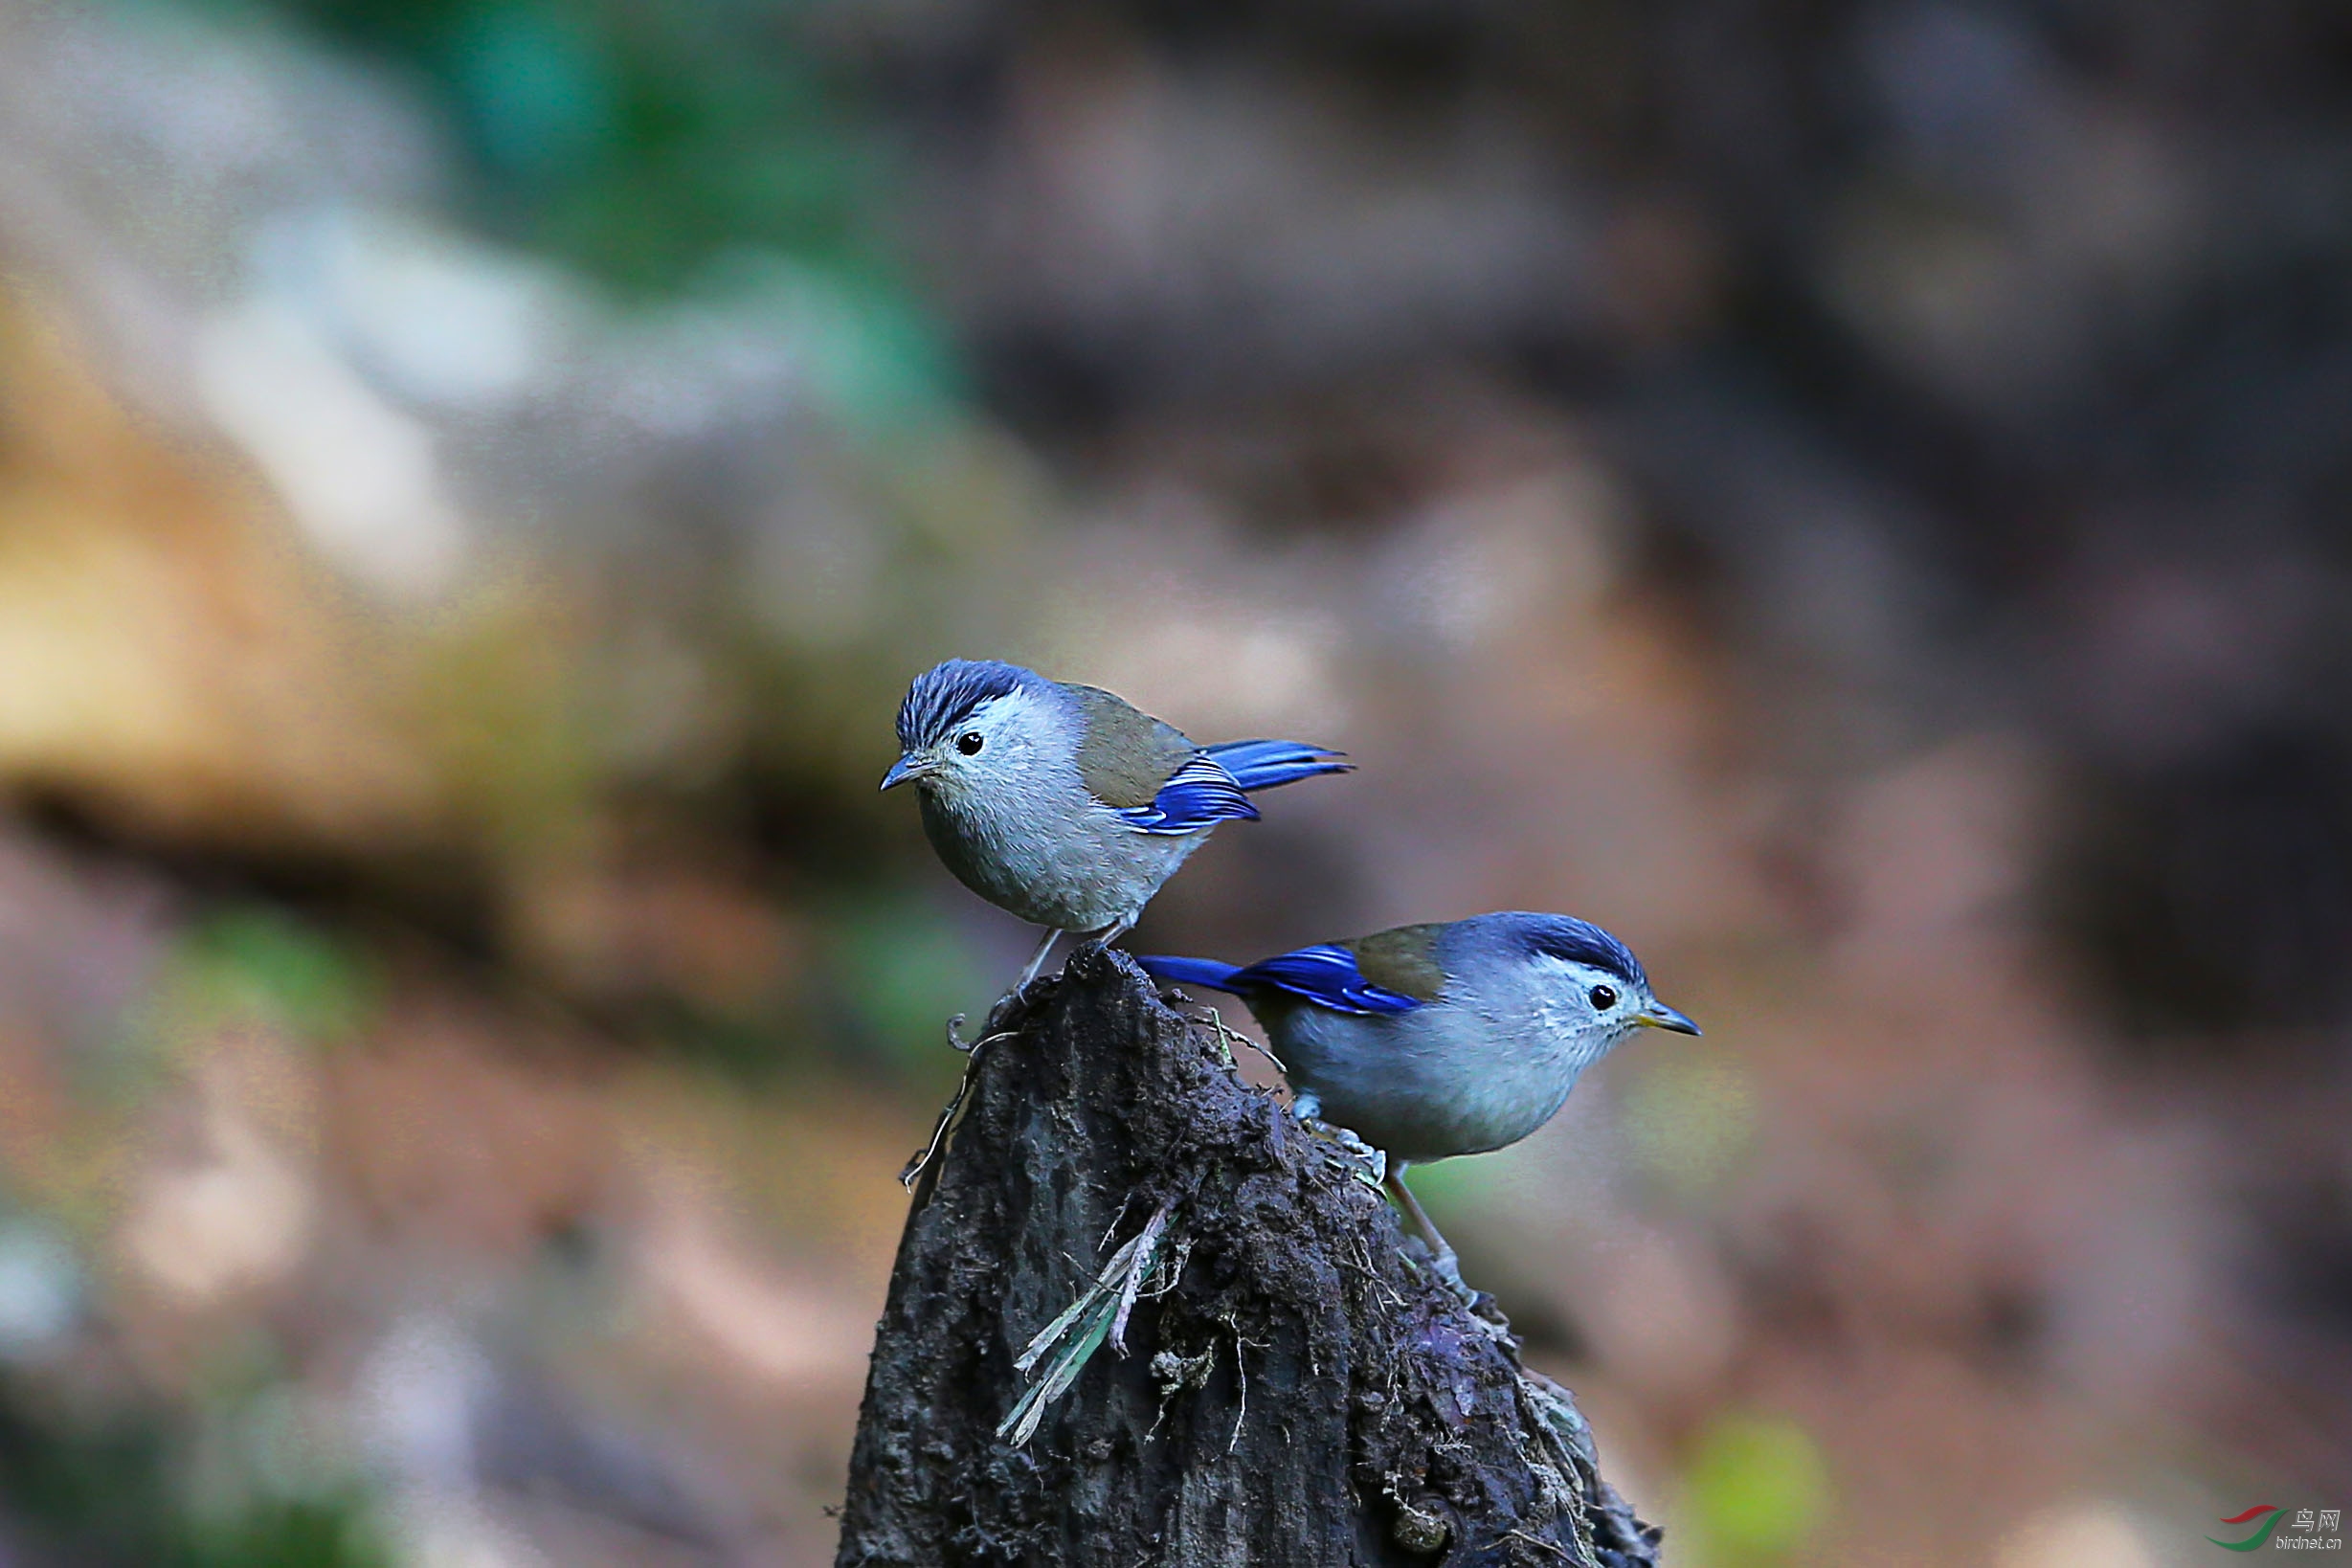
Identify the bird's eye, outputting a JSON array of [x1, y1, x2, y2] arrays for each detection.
[[1588, 984, 1619, 1010], [956, 731, 984, 755]]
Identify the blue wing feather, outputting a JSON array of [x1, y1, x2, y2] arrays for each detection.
[[1138, 946, 1423, 1015], [1114, 739, 1349, 835], [1135, 955, 1245, 994], [1203, 738, 1351, 793], [1230, 945, 1425, 1016], [1112, 753, 1259, 835]]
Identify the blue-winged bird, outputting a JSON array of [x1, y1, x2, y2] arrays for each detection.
[[885, 659, 1350, 997], [1142, 912, 1699, 1294]]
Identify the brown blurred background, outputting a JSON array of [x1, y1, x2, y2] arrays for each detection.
[[0, 0, 2344, 1562]]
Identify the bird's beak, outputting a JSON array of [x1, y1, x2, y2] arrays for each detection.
[[880, 753, 933, 792], [1635, 999, 1702, 1036]]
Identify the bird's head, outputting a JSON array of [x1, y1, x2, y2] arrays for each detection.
[[1476, 912, 1700, 1044], [882, 659, 1060, 805]]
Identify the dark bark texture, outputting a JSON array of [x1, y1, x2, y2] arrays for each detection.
[[834, 948, 1663, 1568]]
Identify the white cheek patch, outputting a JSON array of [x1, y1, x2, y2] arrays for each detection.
[[1526, 956, 1618, 1021], [962, 689, 1054, 782]]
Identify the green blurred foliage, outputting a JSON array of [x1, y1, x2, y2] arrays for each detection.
[[823, 894, 993, 1092], [0, 1370, 387, 1567], [182, 1496, 387, 1568], [230, 0, 895, 300], [1677, 1411, 1832, 1567], [1389, 1142, 1493, 1219], [171, 905, 380, 1044]]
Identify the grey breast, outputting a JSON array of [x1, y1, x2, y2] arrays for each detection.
[[917, 698, 1205, 931], [1267, 941, 1598, 1163]]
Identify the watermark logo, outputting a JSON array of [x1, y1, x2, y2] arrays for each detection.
[[2211, 1509, 2287, 1552], [2210, 1507, 2344, 1552]]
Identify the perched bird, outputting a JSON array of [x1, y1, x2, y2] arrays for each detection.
[[882, 659, 1351, 997], [1139, 912, 1698, 1292]]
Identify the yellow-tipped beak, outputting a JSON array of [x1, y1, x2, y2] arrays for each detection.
[[1635, 1000, 1701, 1035]]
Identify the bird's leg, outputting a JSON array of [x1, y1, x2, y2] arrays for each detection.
[[1078, 914, 1135, 954], [1014, 926, 1063, 990], [984, 928, 1064, 1031], [1383, 1166, 1476, 1305]]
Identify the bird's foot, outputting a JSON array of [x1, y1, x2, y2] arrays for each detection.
[[981, 976, 1047, 1035], [1070, 917, 1134, 963], [1400, 1241, 1512, 1333], [980, 991, 1019, 1037], [1404, 1238, 1482, 1310], [1299, 1117, 1387, 1189], [1380, 1169, 1512, 1332]]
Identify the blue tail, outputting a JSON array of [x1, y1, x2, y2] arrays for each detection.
[[1136, 954, 1246, 995], [1204, 739, 1352, 794]]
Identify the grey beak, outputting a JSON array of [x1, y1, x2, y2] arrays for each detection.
[[880, 754, 929, 791], [1636, 1000, 1702, 1036]]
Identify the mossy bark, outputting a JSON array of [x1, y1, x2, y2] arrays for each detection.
[[834, 947, 1662, 1567]]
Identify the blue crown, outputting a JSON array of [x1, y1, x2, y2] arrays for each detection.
[[1508, 913, 1646, 988], [896, 660, 1034, 750]]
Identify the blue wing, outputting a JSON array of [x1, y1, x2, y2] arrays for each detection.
[[1229, 945, 1425, 1016], [1113, 753, 1260, 835], [1135, 955, 1245, 994], [1203, 738, 1351, 793]]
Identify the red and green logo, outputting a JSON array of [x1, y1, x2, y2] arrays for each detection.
[[2209, 1506, 2284, 1551]]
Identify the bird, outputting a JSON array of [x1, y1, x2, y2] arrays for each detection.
[[882, 659, 1352, 1000], [1137, 911, 1699, 1295]]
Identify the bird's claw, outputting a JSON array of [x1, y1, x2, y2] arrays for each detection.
[[982, 980, 1036, 1036], [1391, 1235, 1483, 1314], [1395, 1235, 1511, 1332], [1299, 1117, 1387, 1188]]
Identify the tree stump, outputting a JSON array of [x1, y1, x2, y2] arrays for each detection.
[[835, 946, 1663, 1567]]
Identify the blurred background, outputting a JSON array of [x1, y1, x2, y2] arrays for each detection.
[[0, 0, 2343, 1561]]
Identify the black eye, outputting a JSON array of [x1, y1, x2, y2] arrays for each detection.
[[956, 731, 984, 755], [1588, 984, 1618, 1010]]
